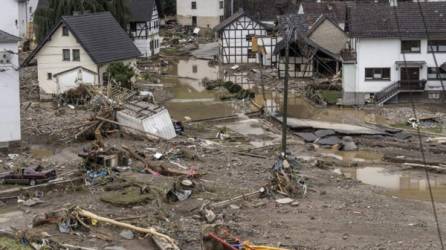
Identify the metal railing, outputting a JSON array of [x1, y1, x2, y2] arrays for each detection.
[[374, 80, 427, 104], [399, 79, 427, 90], [375, 81, 400, 104]]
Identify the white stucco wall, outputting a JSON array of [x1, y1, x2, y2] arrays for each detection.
[[0, 1, 20, 37], [0, 42, 21, 143], [177, 0, 224, 27], [351, 38, 446, 93], [56, 68, 96, 93]]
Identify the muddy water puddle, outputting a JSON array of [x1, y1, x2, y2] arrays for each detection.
[[335, 167, 446, 202], [163, 58, 252, 120], [219, 118, 281, 147]]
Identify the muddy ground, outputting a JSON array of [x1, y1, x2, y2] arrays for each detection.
[[2, 50, 446, 250]]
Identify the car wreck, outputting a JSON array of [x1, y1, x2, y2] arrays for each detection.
[[0, 166, 57, 186]]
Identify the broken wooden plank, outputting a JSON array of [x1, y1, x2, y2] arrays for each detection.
[[74, 207, 180, 250]]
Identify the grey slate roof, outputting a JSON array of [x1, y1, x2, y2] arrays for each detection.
[[23, 12, 141, 66], [129, 0, 160, 22], [349, 2, 446, 39], [229, 0, 299, 21], [300, 1, 347, 26], [0, 30, 20, 43], [215, 9, 274, 32]]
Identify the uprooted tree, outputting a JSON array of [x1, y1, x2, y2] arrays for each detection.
[[106, 62, 135, 89]]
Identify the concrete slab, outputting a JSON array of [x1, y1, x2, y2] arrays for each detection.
[[275, 116, 386, 135]]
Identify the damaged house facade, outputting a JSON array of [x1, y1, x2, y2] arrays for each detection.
[[342, 2, 446, 105], [214, 10, 279, 66], [128, 0, 161, 57], [176, 0, 225, 28], [275, 7, 348, 79], [23, 12, 141, 98], [0, 30, 21, 148]]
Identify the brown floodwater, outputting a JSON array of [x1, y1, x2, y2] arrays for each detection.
[[335, 167, 446, 203], [162, 57, 391, 125]]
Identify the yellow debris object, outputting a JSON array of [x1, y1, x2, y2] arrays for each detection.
[[91, 218, 98, 226], [251, 36, 258, 52], [242, 241, 289, 250]]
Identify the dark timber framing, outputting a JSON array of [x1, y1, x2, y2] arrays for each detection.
[[215, 11, 277, 66]]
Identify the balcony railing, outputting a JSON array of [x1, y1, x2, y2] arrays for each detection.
[[399, 79, 427, 91], [374, 80, 426, 104]]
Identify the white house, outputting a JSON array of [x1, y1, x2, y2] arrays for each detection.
[[0, 30, 21, 148], [128, 0, 161, 57], [342, 2, 446, 105], [176, 0, 225, 28], [214, 10, 279, 66], [23, 12, 141, 98]]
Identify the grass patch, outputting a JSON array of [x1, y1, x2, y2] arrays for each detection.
[[392, 122, 445, 134], [320, 90, 341, 105], [161, 48, 179, 55], [0, 237, 31, 250]]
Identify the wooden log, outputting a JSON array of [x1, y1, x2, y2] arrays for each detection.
[[121, 145, 160, 175], [210, 189, 263, 208], [231, 151, 268, 159], [75, 207, 180, 250]]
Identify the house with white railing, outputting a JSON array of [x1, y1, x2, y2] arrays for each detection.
[[342, 1, 446, 105]]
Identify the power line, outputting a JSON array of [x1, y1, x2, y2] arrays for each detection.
[[390, 2, 444, 249]]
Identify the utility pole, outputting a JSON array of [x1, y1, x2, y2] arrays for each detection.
[[281, 39, 290, 155]]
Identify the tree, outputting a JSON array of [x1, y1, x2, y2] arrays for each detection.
[[160, 0, 176, 17], [33, 0, 128, 43], [108, 0, 131, 28], [106, 62, 135, 89]]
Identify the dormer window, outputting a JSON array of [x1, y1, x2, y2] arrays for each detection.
[[62, 26, 69, 36]]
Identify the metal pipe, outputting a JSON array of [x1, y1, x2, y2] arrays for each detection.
[[281, 39, 290, 155]]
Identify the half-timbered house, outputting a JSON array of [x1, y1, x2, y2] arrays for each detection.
[[214, 10, 278, 66], [275, 14, 343, 79], [128, 0, 161, 57]]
